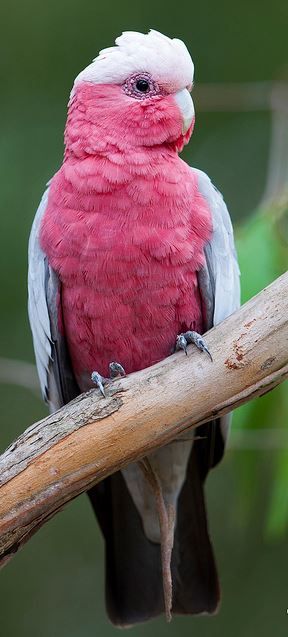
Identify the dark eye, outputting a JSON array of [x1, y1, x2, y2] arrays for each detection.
[[123, 73, 159, 100], [135, 79, 150, 93]]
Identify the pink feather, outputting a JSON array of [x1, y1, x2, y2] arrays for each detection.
[[40, 82, 211, 388]]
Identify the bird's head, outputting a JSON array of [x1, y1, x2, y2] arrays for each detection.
[[66, 30, 195, 156]]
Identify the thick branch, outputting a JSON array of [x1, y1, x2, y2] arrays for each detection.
[[0, 272, 287, 566]]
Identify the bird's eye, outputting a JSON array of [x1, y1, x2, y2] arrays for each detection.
[[123, 73, 159, 100], [135, 79, 150, 93]]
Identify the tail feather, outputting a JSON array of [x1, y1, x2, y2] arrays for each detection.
[[88, 439, 220, 626], [88, 472, 164, 626], [172, 445, 220, 614]]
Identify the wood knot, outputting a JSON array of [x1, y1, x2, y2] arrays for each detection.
[[260, 356, 276, 371]]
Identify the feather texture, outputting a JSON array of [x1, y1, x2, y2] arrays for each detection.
[[28, 187, 52, 402], [28, 186, 79, 410], [195, 168, 240, 328], [196, 168, 240, 451], [28, 32, 240, 625], [73, 30, 194, 93]]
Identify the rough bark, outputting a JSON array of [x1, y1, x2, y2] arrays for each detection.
[[0, 272, 287, 566]]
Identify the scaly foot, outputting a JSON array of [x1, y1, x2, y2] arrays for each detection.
[[175, 330, 213, 362], [109, 361, 126, 379], [91, 361, 126, 397]]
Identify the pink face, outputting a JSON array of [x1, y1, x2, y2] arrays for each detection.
[[66, 74, 195, 156]]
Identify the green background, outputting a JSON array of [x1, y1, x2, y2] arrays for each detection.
[[0, 0, 288, 635]]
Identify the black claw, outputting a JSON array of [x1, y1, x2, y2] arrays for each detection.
[[91, 371, 106, 397], [202, 345, 213, 362], [197, 341, 213, 362]]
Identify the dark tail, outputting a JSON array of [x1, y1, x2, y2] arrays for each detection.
[[88, 430, 221, 626]]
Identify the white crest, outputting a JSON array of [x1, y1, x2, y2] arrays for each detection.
[[73, 30, 194, 92]]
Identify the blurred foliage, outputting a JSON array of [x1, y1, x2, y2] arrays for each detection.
[[0, 0, 288, 635], [234, 201, 288, 538]]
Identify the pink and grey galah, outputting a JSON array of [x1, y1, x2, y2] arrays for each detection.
[[28, 29, 240, 626]]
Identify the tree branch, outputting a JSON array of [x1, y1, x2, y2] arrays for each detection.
[[0, 272, 287, 567]]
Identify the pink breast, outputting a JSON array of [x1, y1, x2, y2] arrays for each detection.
[[40, 150, 212, 390]]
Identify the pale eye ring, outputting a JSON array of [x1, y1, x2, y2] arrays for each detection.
[[123, 72, 159, 100]]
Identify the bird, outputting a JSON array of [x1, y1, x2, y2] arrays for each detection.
[[28, 29, 240, 627]]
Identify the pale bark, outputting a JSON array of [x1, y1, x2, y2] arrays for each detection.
[[0, 272, 287, 567]]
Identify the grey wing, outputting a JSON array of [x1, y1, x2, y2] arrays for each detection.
[[194, 168, 240, 458], [28, 186, 79, 412], [195, 168, 240, 330]]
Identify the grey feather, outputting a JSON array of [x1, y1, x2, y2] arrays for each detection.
[[195, 168, 240, 328], [28, 188, 51, 401], [28, 186, 78, 412], [195, 168, 241, 447]]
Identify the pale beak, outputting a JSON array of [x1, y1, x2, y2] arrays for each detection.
[[174, 88, 194, 134]]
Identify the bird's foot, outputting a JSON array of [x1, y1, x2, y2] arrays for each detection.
[[175, 330, 213, 362], [91, 371, 107, 397], [109, 361, 126, 379], [91, 362, 126, 397]]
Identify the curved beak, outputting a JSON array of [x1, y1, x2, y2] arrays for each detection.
[[173, 89, 194, 134]]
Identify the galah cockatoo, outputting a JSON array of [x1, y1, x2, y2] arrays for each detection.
[[28, 30, 240, 626]]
